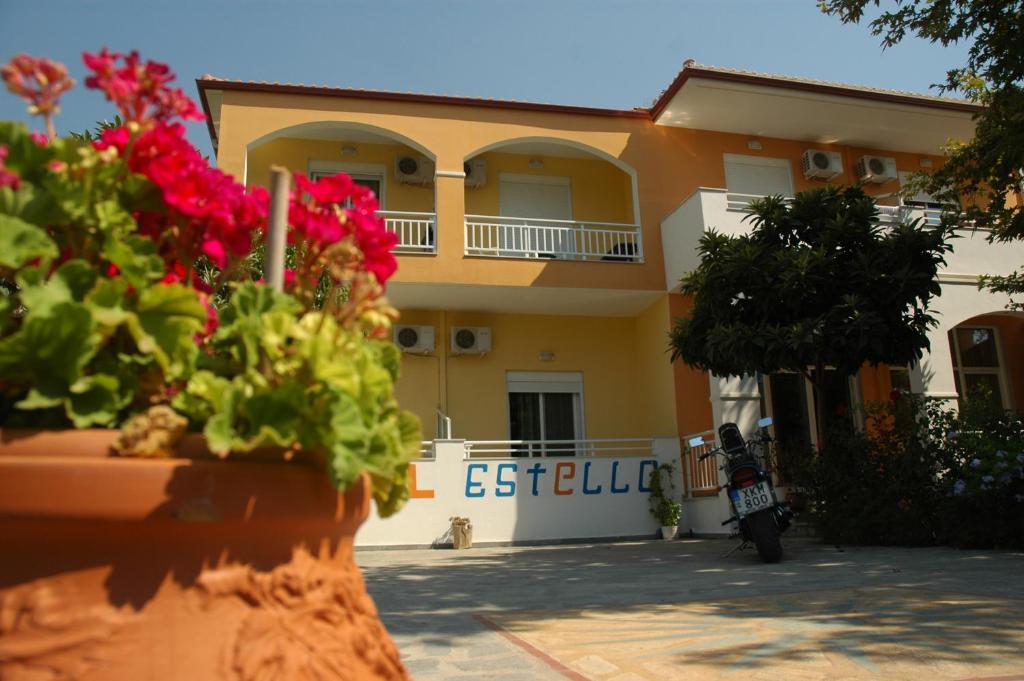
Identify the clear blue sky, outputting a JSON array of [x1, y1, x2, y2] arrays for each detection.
[[0, 0, 971, 160]]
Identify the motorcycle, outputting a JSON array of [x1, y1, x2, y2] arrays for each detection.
[[688, 417, 793, 563]]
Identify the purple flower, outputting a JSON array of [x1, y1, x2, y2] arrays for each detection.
[[953, 479, 967, 496], [1016, 453, 1024, 464], [970, 458, 982, 469], [996, 450, 1007, 459], [982, 474, 995, 484], [996, 461, 1009, 470]]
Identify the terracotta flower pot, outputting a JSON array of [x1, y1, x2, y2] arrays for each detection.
[[0, 429, 409, 681]]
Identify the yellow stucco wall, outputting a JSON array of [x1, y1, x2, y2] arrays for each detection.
[[392, 308, 677, 440], [215, 89, 947, 294], [246, 138, 435, 212], [463, 151, 634, 224], [212, 89, 959, 441]]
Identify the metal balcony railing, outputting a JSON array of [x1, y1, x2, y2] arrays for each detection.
[[463, 438, 655, 459], [464, 215, 643, 263], [682, 430, 720, 497], [379, 211, 436, 254]]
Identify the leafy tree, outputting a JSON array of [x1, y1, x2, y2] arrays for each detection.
[[670, 186, 952, 443], [819, 0, 1024, 308]]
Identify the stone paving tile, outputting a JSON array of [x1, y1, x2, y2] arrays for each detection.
[[358, 538, 1024, 680]]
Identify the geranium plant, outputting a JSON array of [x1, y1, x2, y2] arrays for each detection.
[[0, 50, 420, 516]]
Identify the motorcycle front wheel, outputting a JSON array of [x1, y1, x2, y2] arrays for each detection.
[[746, 510, 783, 563]]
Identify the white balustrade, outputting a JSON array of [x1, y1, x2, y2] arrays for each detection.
[[464, 215, 643, 263], [463, 438, 654, 459], [379, 211, 436, 254], [682, 430, 720, 496]]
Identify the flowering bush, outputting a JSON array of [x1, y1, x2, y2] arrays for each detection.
[[787, 392, 1024, 548], [924, 397, 1024, 548], [0, 50, 418, 515]]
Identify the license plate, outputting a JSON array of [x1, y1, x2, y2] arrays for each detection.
[[730, 481, 773, 517]]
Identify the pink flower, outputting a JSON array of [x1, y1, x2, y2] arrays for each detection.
[[0, 145, 19, 190], [201, 238, 227, 268], [29, 131, 48, 147], [1, 54, 75, 118], [82, 49, 203, 125]]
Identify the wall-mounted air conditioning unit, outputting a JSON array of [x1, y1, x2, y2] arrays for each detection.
[[394, 325, 435, 354], [394, 155, 435, 185], [464, 159, 487, 188], [450, 326, 491, 355], [855, 155, 898, 184], [801, 149, 843, 181]]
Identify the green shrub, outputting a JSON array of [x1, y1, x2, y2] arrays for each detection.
[[787, 393, 1024, 549]]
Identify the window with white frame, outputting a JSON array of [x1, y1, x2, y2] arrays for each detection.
[[889, 365, 914, 394], [761, 369, 860, 477], [949, 326, 1010, 408], [506, 371, 584, 456], [308, 161, 385, 208], [723, 154, 794, 209]]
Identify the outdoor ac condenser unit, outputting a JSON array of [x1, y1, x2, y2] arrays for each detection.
[[855, 155, 898, 184], [394, 325, 435, 354], [464, 159, 487, 188], [394, 155, 435, 185], [801, 149, 843, 181], [450, 326, 492, 355]]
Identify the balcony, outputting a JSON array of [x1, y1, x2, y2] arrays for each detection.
[[661, 188, 1016, 290], [464, 215, 643, 263], [380, 210, 436, 254], [463, 438, 655, 459]]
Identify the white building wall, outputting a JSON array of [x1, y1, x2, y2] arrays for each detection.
[[358, 438, 683, 547]]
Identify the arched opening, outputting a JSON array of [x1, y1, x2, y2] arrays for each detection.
[[461, 137, 642, 263], [946, 311, 1024, 412], [245, 122, 437, 254]]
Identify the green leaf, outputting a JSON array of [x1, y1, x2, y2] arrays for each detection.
[[0, 301, 98, 399], [18, 260, 98, 317], [103, 235, 165, 288], [85, 276, 130, 327], [126, 283, 206, 379], [0, 214, 57, 269], [93, 198, 136, 236], [66, 373, 122, 427]]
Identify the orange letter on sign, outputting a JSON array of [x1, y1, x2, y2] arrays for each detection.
[[554, 462, 576, 496], [409, 463, 435, 499]]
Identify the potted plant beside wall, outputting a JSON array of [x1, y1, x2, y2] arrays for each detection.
[[648, 462, 682, 540], [0, 51, 419, 680]]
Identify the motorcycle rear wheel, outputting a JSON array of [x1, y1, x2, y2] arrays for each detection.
[[747, 510, 783, 563]]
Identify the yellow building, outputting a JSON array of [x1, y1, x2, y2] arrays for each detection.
[[199, 62, 1023, 502]]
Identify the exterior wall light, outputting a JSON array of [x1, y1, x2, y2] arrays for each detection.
[[747, 140, 763, 150], [538, 351, 555, 362], [528, 158, 544, 169], [341, 145, 357, 156]]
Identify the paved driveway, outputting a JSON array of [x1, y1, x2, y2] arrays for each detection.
[[357, 539, 1024, 681]]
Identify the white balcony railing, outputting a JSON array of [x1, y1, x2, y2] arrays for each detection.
[[726, 192, 946, 227], [379, 210, 436, 254], [463, 438, 654, 459], [682, 430, 720, 497], [464, 215, 643, 263]]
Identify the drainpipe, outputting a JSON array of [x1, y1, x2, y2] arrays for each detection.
[[438, 310, 449, 425]]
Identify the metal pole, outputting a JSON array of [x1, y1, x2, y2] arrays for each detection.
[[266, 165, 290, 292]]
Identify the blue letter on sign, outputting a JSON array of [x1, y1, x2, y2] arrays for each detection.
[[638, 459, 657, 493], [582, 461, 603, 495], [610, 460, 630, 494], [496, 463, 517, 497], [465, 463, 488, 497], [527, 462, 548, 496]]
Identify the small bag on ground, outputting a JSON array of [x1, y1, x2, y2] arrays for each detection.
[[450, 516, 472, 549]]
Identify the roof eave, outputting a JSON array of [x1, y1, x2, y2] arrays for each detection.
[[650, 66, 981, 121], [196, 78, 219, 153]]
